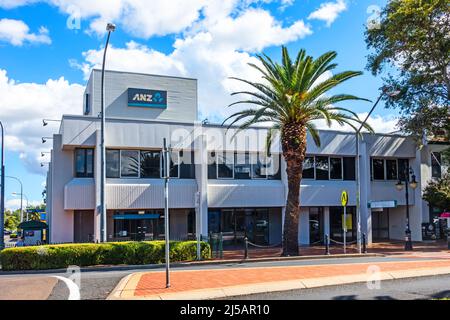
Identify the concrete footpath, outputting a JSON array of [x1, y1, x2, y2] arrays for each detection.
[[108, 259, 450, 300]]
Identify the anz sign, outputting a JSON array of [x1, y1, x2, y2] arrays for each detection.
[[127, 88, 167, 109]]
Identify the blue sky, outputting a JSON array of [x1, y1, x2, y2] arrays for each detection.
[[0, 0, 398, 209]]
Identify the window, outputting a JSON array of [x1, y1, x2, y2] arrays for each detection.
[[398, 159, 409, 181], [330, 157, 343, 180], [84, 93, 90, 115], [251, 153, 268, 179], [179, 151, 195, 179], [121, 150, 139, 178], [302, 157, 315, 179], [169, 151, 180, 178], [267, 154, 281, 180], [315, 156, 329, 180], [343, 157, 356, 181], [432, 152, 442, 179], [75, 148, 94, 178], [140, 151, 161, 178], [106, 150, 120, 178], [386, 159, 398, 180], [234, 152, 251, 179], [372, 158, 385, 180], [217, 152, 234, 179], [208, 152, 217, 179]]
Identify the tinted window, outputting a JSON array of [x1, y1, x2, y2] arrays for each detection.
[[251, 153, 268, 179], [315, 156, 329, 180], [106, 150, 120, 178], [234, 152, 251, 179], [431, 152, 442, 178], [179, 151, 195, 179], [372, 159, 385, 180], [121, 150, 139, 178], [302, 156, 315, 179], [208, 152, 217, 179], [140, 151, 160, 178], [330, 157, 342, 180], [398, 158, 409, 181], [386, 159, 398, 180], [268, 154, 281, 180], [343, 157, 356, 181], [218, 152, 234, 178], [75, 148, 94, 178]]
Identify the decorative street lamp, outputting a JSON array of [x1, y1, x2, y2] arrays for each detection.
[[395, 166, 418, 251]]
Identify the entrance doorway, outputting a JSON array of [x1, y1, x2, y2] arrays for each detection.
[[309, 207, 324, 244], [372, 209, 390, 241]]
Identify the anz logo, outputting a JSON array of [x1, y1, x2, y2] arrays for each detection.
[[128, 88, 167, 109]]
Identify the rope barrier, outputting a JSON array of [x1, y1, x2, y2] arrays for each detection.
[[329, 238, 357, 245], [247, 241, 282, 249]]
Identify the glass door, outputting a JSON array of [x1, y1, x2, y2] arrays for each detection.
[[309, 207, 324, 244]]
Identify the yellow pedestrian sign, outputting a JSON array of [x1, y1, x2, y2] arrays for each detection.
[[341, 190, 348, 207]]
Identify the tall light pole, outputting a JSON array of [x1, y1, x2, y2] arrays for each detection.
[[12, 192, 29, 220], [396, 167, 418, 251], [163, 138, 171, 288], [100, 23, 116, 243], [355, 87, 401, 253], [0, 121, 5, 250], [6, 176, 23, 222]]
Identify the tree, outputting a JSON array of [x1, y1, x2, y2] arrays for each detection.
[[365, 0, 450, 143], [224, 47, 371, 256], [423, 174, 450, 212]]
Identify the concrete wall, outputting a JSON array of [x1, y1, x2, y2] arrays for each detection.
[[87, 70, 198, 123]]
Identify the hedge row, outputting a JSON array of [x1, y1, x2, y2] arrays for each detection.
[[0, 241, 211, 271]]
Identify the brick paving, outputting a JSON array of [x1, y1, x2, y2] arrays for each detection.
[[134, 259, 450, 297]]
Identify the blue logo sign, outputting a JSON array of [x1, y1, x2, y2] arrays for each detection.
[[127, 88, 167, 109]]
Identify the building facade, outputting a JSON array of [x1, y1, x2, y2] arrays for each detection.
[[46, 70, 448, 246]]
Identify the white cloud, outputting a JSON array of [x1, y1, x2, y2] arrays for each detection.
[[6, 198, 43, 211], [0, 70, 84, 173], [0, 18, 51, 46], [314, 113, 400, 134], [308, 0, 347, 27]]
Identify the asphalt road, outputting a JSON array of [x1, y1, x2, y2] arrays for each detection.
[[1, 255, 448, 300], [226, 274, 450, 300]]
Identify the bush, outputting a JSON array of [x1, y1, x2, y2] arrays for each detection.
[[0, 241, 211, 271]]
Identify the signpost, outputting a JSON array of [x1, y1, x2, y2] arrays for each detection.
[[341, 191, 348, 254]]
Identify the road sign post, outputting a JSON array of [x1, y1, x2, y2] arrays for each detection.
[[341, 191, 349, 254]]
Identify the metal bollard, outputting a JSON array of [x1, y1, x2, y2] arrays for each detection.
[[325, 234, 330, 255], [219, 232, 224, 259], [362, 233, 367, 254], [244, 237, 249, 259]]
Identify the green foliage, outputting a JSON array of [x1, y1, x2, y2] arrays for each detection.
[[224, 46, 372, 152], [0, 241, 211, 271], [423, 174, 450, 212], [365, 0, 450, 142]]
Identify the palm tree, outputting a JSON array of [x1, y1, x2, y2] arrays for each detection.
[[224, 47, 373, 256]]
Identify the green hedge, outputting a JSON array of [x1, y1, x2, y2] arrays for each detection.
[[0, 241, 211, 271]]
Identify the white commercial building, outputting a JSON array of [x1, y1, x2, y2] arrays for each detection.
[[46, 70, 448, 246]]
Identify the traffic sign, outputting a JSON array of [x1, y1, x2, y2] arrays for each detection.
[[341, 190, 348, 207]]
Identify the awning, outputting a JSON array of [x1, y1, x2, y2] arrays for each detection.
[[113, 214, 161, 220], [18, 220, 49, 230], [440, 212, 450, 218]]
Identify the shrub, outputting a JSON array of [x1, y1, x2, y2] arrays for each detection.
[[0, 241, 211, 271]]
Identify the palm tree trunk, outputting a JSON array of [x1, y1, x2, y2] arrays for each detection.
[[281, 123, 307, 256]]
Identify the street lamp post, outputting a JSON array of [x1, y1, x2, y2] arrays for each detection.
[[7, 176, 23, 222], [396, 167, 418, 251], [12, 192, 29, 220], [100, 23, 116, 243], [163, 138, 171, 288], [355, 87, 401, 253], [0, 121, 5, 250]]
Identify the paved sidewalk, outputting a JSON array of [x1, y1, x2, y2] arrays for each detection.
[[0, 277, 58, 300], [109, 258, 450, 300]]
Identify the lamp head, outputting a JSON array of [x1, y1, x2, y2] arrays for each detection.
[[42, 138, 46, 144], [382, 86, 401, 98], [395, 180, 404, 191], [410, 175, 418, 190], [106, 23, 116, 32], [43, 120, 48, 127]]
